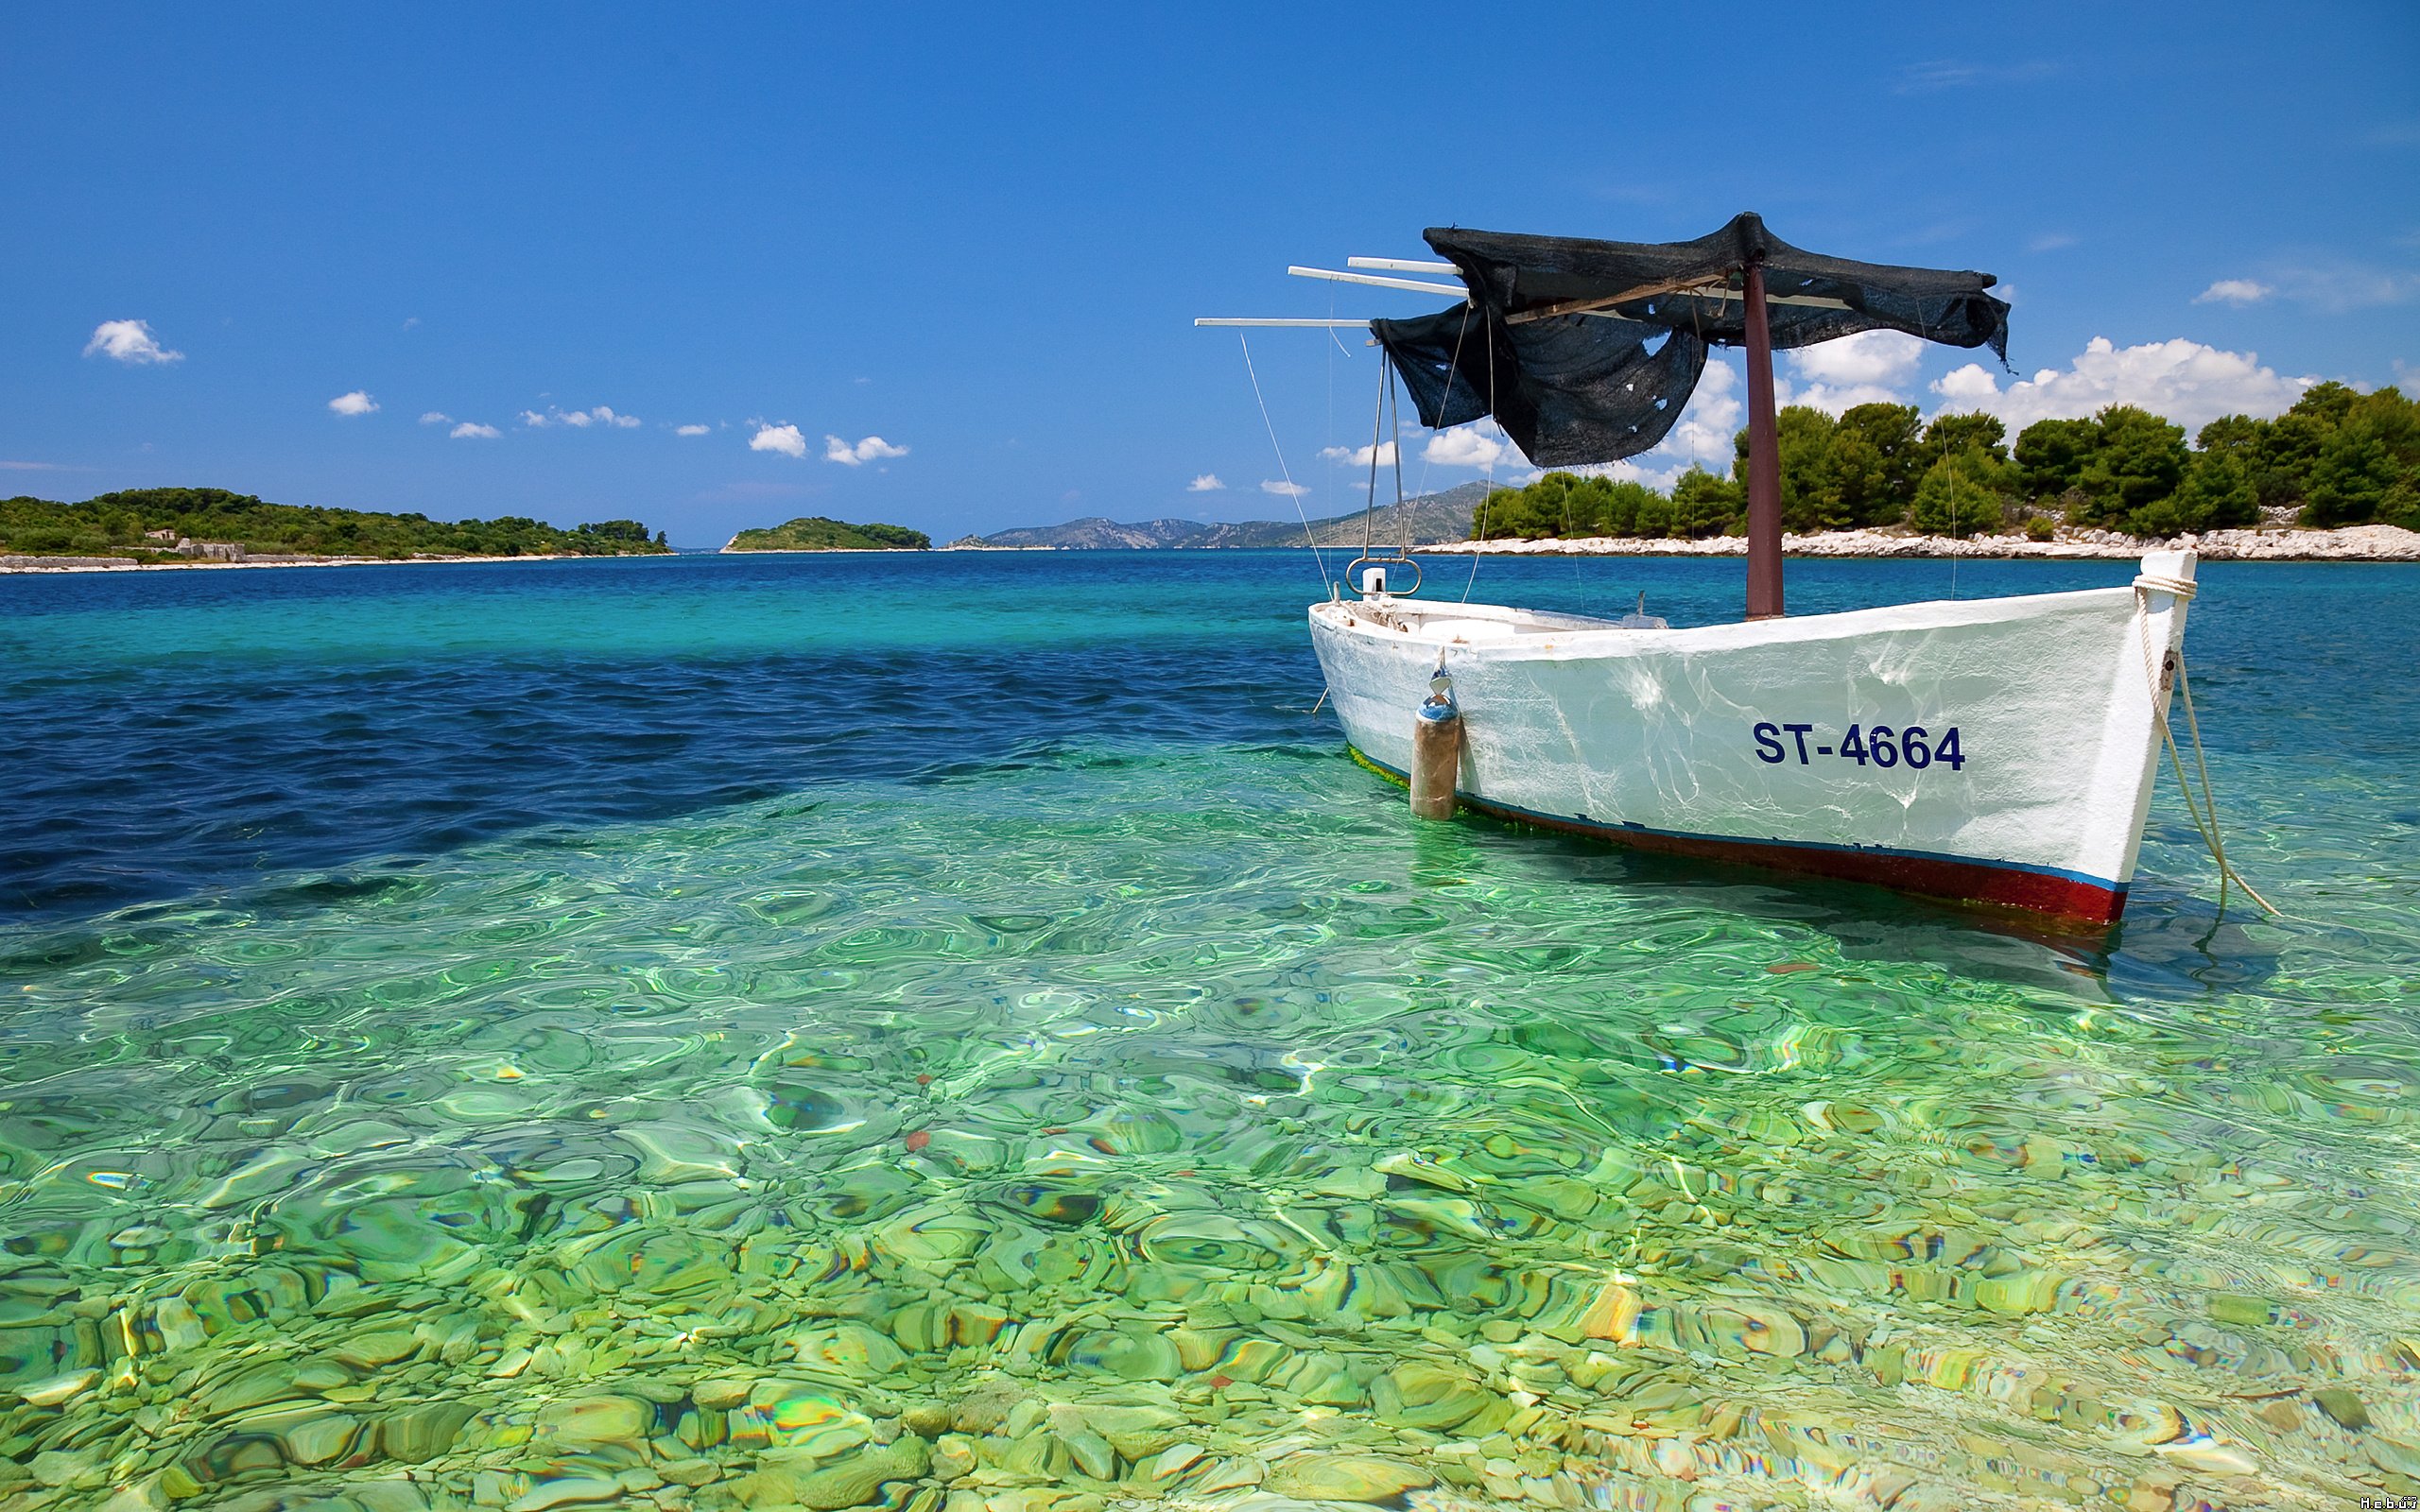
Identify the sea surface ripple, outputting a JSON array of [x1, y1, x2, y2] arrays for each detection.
[[1, 550, 2415, 1510]]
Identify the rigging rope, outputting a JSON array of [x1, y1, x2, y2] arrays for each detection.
[[1945, 431, 1959, 601], [1462, 311, 1498, 603], [1390, 365, 1412, 559], [1240, 333, 1330, 591], [1362, 353, 1388, 560]]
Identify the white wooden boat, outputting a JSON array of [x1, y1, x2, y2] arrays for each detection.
[[1308, 554, 2193, 921], [1203, 214, 2198, 922]]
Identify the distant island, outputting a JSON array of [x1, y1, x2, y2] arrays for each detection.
[[2, 487, 670, 571], [946, 482, 1491, 551], [723, 516, 932, 552]]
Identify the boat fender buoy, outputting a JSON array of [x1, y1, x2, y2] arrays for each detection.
[[1409, 670, 1461, 821]]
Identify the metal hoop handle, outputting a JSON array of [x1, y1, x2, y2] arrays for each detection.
[[1343, 554, 1423, 596]]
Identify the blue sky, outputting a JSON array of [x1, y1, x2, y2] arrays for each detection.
[[4, 4, 2414, 545]]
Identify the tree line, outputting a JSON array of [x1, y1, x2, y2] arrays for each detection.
[[0, 488, 673, 560], [1471, 381, 2419, 541]]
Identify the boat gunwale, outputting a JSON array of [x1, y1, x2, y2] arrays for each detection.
[[1308, 580, 2146, 661]]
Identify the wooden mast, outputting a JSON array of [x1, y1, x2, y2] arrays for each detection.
[[1742, 256, 1785, 620]]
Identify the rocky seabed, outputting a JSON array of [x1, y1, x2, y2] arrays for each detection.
[[3, 763, 2415, 1512], [1452, 524, 2420, 561], [4, 1108, 2415, 1512]]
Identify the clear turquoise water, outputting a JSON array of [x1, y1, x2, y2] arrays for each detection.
[[1, 552, 2415, 1510]]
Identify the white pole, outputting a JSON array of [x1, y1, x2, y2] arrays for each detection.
[[1286, 266, 1468, 298], [1194, 318, 1376, 328], [1347, 256, 1457, 273]]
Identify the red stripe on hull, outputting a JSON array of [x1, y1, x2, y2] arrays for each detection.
[[1344, 747, 2129, 923], [1461, 795, 2129, 924]]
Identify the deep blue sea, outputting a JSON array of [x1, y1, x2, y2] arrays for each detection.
[[2, 550, 2415, 1508]]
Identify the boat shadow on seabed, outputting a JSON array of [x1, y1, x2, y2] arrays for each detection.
[[1392, 803, 2285, 1005]]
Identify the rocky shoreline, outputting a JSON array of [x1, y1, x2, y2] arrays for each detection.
[[0, 552, 587, 574], [1445, 524, 2420, 562]]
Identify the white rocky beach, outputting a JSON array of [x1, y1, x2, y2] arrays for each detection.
[[1447, 523, 2420, 561]]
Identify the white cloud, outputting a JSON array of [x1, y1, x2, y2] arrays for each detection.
[[1930, 336, 2317, 432], [1259, 480, 1310, 498], [83, 319, 182, 365], [1780, 329, 1925, 413], [1655, 359, 1742, 474], [420, 410, 450, 425], [523, 405, 641, 429], [450, 421, 501, 439], [1894, 59, 2056, 94], [1931, 366, 2002, 405], [1789, 329, 1924, 388], [750, 423, 809, 458], [1320, 440, 1399, 467], [823, 434, 908, 465], [2196, 279, 2273, 306], [674, 423, 712, 437], [2264, 259, 2419, 314], [1186, 473, 1225, 491], [1422, 424, 1512, 469], [328, 390, 379, 417]]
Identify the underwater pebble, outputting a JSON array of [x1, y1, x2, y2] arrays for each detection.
[[691, 1377, 751, 1410], [30, 1450, 96, 1487], [1266, 1453, 1435, 1499], [2369, 1435, 2420, 1480], [334, 1329, 422, 1367], [930, 1433, 977, 1481], [2154, 1439, 2257, 1475], [1193, 1456, 1268, 1491], [277, 1410, 365, 1466], [660, 1457, 722, 1487], [752, 1435, 931, 1510], [507, 1479, 623, 1512], [1974, 1271, 2058, 1316], [538, 1395, 650, 1445], [17, 1368, 100, 1406], [379, 1400, 476, 1463], [2313, 1386, 2370, 1431]]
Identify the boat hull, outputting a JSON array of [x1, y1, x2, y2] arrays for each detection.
[[1308, 553, 2195, 922]]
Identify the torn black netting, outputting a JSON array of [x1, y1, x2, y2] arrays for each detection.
[[1374, 306, 1709, 469], [1372, 212, 2010, 466]]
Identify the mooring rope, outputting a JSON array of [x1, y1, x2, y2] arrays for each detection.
[[2135, 576, 2285, 919], [1240, 333, 1330, 592]]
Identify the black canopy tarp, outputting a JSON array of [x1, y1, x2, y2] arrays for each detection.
[[1372, 212, 2009, 468]]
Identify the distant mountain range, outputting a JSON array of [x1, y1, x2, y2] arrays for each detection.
[[947, 481, 1489, 550]]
